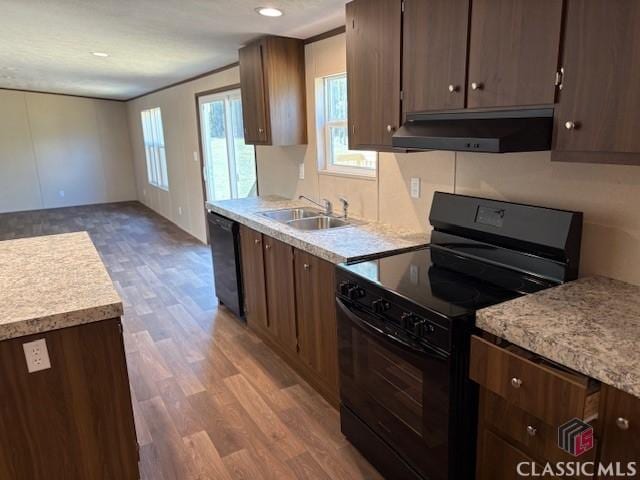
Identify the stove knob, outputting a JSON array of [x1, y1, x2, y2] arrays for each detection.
[[372, 298, 391, 314], [339, 281, 355, 296], [401, 313, 419, 330], [347, 286, 366, 300]]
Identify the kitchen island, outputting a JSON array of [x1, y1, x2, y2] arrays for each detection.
[[0, 232, 138, 479]]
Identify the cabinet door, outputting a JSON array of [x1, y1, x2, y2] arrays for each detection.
[[467, 0, 563, 109], [239, 226, 268, 332], [263, 236, 297, 353], [598, 386, 640, 477], [346, 0, 402, 149], [294, 249, 339, 397], [402, 0, 469, 113], [239, 41, 269, 144], [554, 0, 640, 153], [477, 429, 535, 480]]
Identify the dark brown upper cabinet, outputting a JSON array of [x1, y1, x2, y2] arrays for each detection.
[[402, 0, 470, 113], [238, 36, 307, 146], [553, 0, 640, 159], [466, 0, 564, 109], [346, 0, 402, 150]]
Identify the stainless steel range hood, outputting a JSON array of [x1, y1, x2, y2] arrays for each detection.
[[392, 108, 554, 153]]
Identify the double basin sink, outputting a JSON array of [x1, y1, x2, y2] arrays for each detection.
[[260, 207, 353, 231]]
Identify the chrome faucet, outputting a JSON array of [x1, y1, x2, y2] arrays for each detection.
[[339, 197, 349, 219], [298, 195, 332, 215]]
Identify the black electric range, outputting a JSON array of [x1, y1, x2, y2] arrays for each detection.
[[336, 192, 583, 480]]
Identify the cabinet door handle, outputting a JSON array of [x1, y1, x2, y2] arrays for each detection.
[[565, 121, 577, 130], [510, 377, 523, 389], [448, 84, 459, 93], [265, 243, 271, 250], [526, 425, 537, 437], [254, 238, 261, 245], [616, 417, 630, 430], [303, 263, 310, 271], [386, 125, 395, 133], [258, 127, 264, 134], [471, 82, 483, 91]]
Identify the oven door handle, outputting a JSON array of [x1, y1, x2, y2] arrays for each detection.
[[336, 297, 444, 358]]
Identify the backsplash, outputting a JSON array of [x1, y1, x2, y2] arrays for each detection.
[[255, 35, 640, 286]]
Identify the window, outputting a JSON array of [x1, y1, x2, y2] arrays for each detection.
[[317, 73, 377, 177], [140, 107, 168, 190], [198, 89, 256, 202]]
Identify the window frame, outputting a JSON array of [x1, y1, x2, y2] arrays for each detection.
[[316, 73, 377, 179], [140, 107, 169, 191]]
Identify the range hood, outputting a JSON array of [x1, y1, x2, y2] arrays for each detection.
[[392, 108, 553, 153]]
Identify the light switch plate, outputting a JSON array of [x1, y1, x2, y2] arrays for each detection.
[[410, 178, 421, 199], [409, 264, 419, 284], [23, 338, 51, 373], [193, 151, 199, 163]]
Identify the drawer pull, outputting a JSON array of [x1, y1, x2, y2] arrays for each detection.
[[526, 425, 537, 437], [254, 238, 261, 245], [616, 417, 630, 430], [303, 263, 310, 271], [510, 377, 523, 389]]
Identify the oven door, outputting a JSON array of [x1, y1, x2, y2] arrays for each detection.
[[337, 297, 450, 480]]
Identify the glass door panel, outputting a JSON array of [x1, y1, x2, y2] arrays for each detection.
[[199, 90, 256, 202]]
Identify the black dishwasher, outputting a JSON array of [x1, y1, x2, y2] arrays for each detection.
[[207, 211, 244, 319]]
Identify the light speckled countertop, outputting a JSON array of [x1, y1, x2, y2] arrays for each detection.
[[0, 232, 123, 341], [206, 196, 429, 264], [477, 276, 640, 399]]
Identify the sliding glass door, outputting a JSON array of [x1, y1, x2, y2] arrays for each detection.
[[198, 89, 256, 202]]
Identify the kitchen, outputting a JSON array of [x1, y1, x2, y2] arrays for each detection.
[[1, 0, 639, 479]]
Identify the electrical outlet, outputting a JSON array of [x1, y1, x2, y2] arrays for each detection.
[[193, 151, 199, 163], [410, 177, 421, 199], [299, 163, 305, 180], [409, 264, 419, 284], [23, 338, 51, 373], [58, 190, 65, 198]]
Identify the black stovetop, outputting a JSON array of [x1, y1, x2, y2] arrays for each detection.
[[339, 246, 558, 319]]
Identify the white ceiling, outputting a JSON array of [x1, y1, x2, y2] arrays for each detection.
[[0, 0, 346, 100]]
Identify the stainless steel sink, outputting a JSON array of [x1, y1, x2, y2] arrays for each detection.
[[287, 216, 351, 230], [260, 207, 357, 230], [260, 207, 322, 222]]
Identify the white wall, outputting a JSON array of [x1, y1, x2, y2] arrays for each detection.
[[126, 67, 240, 243], [256, 34, 640, 287], [0, 89, 136, 213]]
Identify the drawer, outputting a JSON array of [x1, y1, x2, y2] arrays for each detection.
[[470, 335, 600, 426], [479, 389, 597, 467]]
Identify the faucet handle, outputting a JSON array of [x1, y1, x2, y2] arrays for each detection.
[[338, 197, 349, 218], [321, 198, 333, 215]]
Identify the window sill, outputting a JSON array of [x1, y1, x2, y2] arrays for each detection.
[[148, 183, 170, 192], [318, 169, 377, 181]]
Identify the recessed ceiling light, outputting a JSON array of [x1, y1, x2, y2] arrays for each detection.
[[91, 52, 109, 57], [256, 7, 283, 17]]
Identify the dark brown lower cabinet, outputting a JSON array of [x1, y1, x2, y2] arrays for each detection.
[[239, 225, 268, 333], [239, 226, 339, 406], [597, 385, 640, 478], [294, 249, 339, 402], [0, 319, 139, 480], [263, 235, 298, 354], [477, 428, 536, 480]]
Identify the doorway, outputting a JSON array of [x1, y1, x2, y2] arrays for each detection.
[[197, 88, 257, 202]]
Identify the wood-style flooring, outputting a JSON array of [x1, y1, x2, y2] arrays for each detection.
[[0, 202, 382, 480]]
